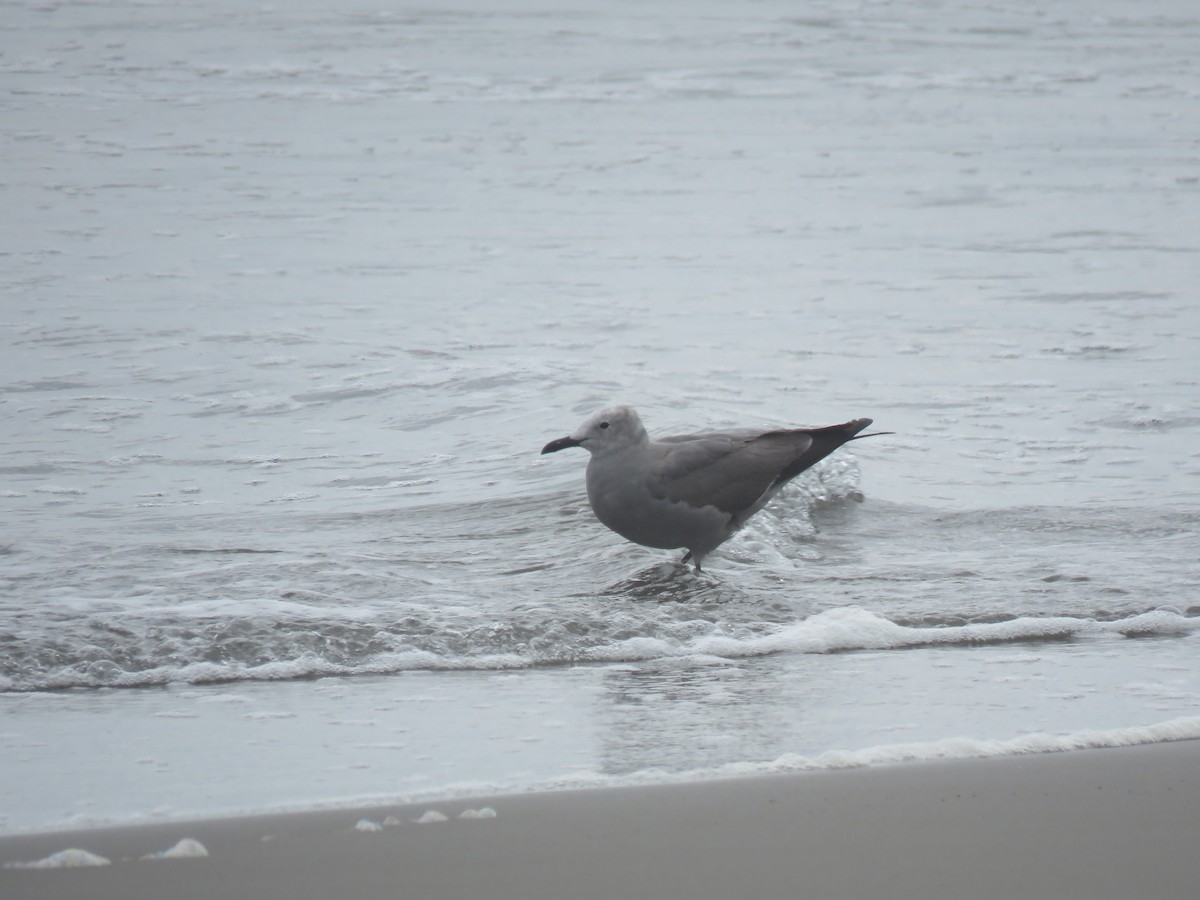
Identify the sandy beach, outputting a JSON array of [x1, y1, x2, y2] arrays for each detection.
[[4, 740, 1198, 900]]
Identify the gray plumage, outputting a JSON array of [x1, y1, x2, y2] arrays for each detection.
[[541, 405, 883, 570]]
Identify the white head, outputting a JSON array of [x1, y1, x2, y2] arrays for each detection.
[[541, 405, 649, 457]]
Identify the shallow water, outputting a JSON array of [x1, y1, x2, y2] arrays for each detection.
[[2, 0, 1199, 831]]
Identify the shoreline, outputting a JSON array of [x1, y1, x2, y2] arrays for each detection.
[[7, 713, 1199, 840], [4, 739, 1199, 899]]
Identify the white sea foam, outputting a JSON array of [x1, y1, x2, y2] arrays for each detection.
[[6, 606, 1196, 692], [458, 807, 497, 819], [263, 716, 1200, 820], [768, 716, 1200, 772], [5, 848, 111, 869], [686, 607, 1200, 659], [535, 716, 1200, 793], [585, 607, 1200, 667], [141, 838, 209, 859]]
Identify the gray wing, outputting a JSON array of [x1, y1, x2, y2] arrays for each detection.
[[648, 431, 813, 519]]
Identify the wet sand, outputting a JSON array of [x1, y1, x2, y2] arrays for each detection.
[[4, 740, 1198, 900]]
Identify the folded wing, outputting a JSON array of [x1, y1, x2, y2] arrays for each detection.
[[649, 431, 813, 520], [649, 418, 874, 522]]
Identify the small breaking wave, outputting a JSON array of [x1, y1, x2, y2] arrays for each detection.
[[308, 715, 1200, 815], [2, 606, 1195, 693], [534, 715, 1200, 795]]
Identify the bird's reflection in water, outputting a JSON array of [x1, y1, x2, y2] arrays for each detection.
[[594, 660, 794, 776]]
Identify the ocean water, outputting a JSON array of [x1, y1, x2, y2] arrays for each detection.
[[2, 0, 1199, 832]]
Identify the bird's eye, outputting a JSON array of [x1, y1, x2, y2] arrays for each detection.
[[599, 421, 610, 429]]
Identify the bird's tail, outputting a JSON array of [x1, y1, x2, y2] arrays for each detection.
[[828, 417, 894, 442], [769, 418, 887, 485]]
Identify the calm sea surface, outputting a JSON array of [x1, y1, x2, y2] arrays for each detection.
[[2, 0, 1198, 832]]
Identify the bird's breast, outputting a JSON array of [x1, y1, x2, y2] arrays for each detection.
[[585, 456, 732, 552]]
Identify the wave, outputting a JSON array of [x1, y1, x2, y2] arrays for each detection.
[[3, 606, 1195, 693], [530, 715, 1200, 797], [203, 716, 1200, 829], [174, 715, 1200, 824]]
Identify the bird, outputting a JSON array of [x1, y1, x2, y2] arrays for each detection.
[[541, 405, 887, 571]]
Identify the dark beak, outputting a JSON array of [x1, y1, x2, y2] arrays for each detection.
[[541, 436, 583, 455]]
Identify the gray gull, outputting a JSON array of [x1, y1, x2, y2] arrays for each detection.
[[541, 405, 887, 571]]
